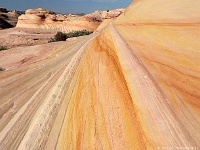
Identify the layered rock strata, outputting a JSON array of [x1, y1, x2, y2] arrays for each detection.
[[84, 8, 124, 22], [0, 0, 200, 149], [16, 8, 100, 32]]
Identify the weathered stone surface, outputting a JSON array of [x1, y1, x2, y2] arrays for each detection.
[[0, 0, 200, 149], [16, 8, 100, 32], [84, 8, 124, 21], [0, 9, 20, 29]]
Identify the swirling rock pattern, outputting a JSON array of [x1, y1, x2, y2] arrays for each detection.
[[0, 0, 200, 149], [16, 8, 100, 32]]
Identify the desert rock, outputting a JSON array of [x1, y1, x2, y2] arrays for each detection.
[[16, 8, 100, 32], [0, 0, 200, 149], [84, 8, 124, 22], [0, 8, 20, 29]]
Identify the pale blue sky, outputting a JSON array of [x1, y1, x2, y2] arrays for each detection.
[[0, 0, 132, 14]]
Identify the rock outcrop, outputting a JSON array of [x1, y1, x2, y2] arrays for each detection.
[[0, 8, 20, 29], [16, 8, 100, 32], [84, 8, 124, 22], [0, 0, 200, 149], [16, 8, 124, 32]]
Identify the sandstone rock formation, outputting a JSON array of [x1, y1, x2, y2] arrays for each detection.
[[0, 0, 200, 149], [0, 8, 20, 29], [84, 8, 124, 22], [0, 28, 56, 48], [16, 8, 100, 32]]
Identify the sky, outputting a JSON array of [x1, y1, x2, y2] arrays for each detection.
[[0, 0, 132, 14]]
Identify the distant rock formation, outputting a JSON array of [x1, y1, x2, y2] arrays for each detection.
[[0, 8, 20, 29], [84, 8, 125, 22], [0, 8, 8, 13], [16, 8, 100, 32], [16, 8, 124, 32]]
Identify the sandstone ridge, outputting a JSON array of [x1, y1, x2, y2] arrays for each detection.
[[84, 8, 124, 22], [16, 8, 99, 32], [0, 0, 200, 149]]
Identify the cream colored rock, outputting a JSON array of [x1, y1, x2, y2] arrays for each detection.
[[16, 8, 100, 32], [0, 8, 20, 29], [84, 8, 124, 21]]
